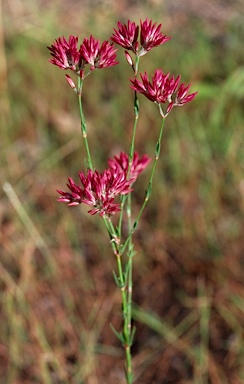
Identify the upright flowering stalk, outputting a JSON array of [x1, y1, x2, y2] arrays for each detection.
[[48, 34, 118, 170], [49, 19, 197, 384], [130, 71, 197, 233], [110, 19, 172, 219], [110, 19, 171, 248]]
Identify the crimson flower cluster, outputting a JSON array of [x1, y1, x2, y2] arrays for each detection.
[[130, 69, 198, 117], [48, 35, 118, 73], [57, 152, 151, 217], [110, 19, 171, 56]]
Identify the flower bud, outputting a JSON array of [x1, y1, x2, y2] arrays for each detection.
[[125, 51, 133, 67], [65, 75, 77, 92]]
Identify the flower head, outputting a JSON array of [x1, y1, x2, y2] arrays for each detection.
[[110, 20, 139, 52], [57, 152, 151, 217], [48, 35, 82, 70], [110, 19, 170, 57], [130, 69, 198, 117], [80, 36, 118, 70], [48, 35, 118, 73], [57, 165, 132, 217], [140, 19, 171, 56]]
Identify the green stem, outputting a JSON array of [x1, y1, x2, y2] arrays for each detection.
[[104, 216, 133, 383], [118, 57, 140, 236], [108, 55, 141, 384], [136, 116, 165, 223], [77, 76, 93, 170], [125, 193, 133, 384], [122, 117, 166, 246], [122, 62, 140, 383], [128, 54, 140, 172], [128, 91, 139, 172]]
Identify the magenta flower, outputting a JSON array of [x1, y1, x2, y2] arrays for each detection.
[[57, 166, 132, 217], [48, 35, 118, 73], [110, 20, 139, 52], [80, 36, 118, 70], [48, 35, 82, 70], [57, 152, 151, 217], [108, 152, 151, 182], [140, 19, 171, 55], [110, 19, 170, 56], [130, 69, 198, 116]]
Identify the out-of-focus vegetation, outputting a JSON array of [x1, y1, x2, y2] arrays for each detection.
[[1, 1, 244, 383]]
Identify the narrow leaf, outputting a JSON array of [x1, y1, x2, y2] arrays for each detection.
[[110, 323, 125, 343]]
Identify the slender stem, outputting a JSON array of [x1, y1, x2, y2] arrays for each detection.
[[118, 56, 140, 236], [122, 117, 166, 246], [77, 76, 93, 170], [136, 116, 165, 223], [106, 55, 142, 384], [116, 118, 165, 384], [121, 57, 141, 383], [105, 217, 133, 383], [125, 193, 133, 383], [128, 54, 140, 172], [118, 88, 139, 234], [128, 91, 139, 172]]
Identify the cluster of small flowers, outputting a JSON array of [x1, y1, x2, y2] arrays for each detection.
[[48, 19, 170, 74], [110, 19, 171, 57], [130, 70, 198, 117], [48, 19, 197, 115], [49, 19, 198, 216], [110, 19, 198, 117], [57, 152, 151, 217], [48, 35, 118, 74]]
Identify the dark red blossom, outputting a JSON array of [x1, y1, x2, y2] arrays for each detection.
[[140, 19, 171, 55], [57, 170, 131, 216], [110, 19, 170, 56], [48, 35, 82, 70], [48, 35, 118, 73], [130, 69, 198, 116], [57, 164, 132, 217], [80, 36, 118, 70], [110, 20, 139, 52], [57, 152, 151, 217]]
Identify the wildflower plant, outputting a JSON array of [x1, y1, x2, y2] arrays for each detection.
[[48, 18, 197, 384]]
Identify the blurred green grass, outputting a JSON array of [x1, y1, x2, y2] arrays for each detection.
[[1, 1, 244, 383]]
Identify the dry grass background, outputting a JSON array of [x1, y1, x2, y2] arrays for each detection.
[[1, 0, 244, 383]]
